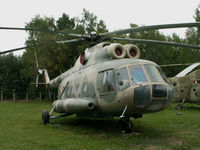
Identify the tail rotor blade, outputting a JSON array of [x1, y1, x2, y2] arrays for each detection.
[[34, 52, 39, 70], [34, 52, 39, 87], [36, 75, 39, 87]]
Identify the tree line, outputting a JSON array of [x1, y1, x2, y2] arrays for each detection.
[[0, 7, 200, 96]]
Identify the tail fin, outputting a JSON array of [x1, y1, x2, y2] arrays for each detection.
[[34, 53, 50, 87]]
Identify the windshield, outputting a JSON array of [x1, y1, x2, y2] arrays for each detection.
[[156, 66, 170, 84], [144, 64, 163, 82], [128, 64, 170, 86], [128, 65, 148, 85]]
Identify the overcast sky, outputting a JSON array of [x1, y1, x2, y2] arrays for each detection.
[[0, 0, 199, 55]]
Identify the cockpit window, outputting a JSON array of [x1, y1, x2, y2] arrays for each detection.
[[128, 65, 148, 85], [116, 67, 130, 90], [156, 66, 170, 84], [103, 70, 115, 92], [144, 64, 163, 82]]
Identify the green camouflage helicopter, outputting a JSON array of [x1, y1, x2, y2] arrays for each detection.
[[0, 23, 200, 133], [162, 63, 200, 109]]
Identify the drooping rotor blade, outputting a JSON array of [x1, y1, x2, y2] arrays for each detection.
[[100, 22, 200, 36], [0, 44, 43, 54], [0, 40, 59, 54], [0, 38, 84, 54], [111, 37, 200, 49]]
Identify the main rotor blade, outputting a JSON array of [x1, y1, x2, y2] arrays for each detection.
[[160, 63, 193, 67], [0, 26, 83, 38], [56, 38, 85, 44], [100, 22, 200, 36], [0, 43, 51, 54], [0, 38, 84, 54], [0, 27, 59, 33], [112, 37, 200, 49]]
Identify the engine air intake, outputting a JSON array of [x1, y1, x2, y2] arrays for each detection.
[[107, 43, 126, 59]]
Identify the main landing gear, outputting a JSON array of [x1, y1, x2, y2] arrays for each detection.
[[42, 110, 50, 124], [41, 109, 71, 125], [175, 104, 184, 110]]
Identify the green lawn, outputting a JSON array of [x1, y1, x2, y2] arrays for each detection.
[[0, 102, 200, 150]]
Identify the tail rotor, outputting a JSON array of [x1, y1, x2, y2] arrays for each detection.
[[34, 53, 39, 87], [34, 52, 50, 87]]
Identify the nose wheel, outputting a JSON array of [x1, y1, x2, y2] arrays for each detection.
[[118, 117, 133, 134]]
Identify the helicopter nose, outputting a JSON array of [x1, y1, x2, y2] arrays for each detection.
[[134, 85, 151, 108], [133, 84, 173, 111]]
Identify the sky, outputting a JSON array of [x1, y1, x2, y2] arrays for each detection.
[[0, 0, 199, 55]]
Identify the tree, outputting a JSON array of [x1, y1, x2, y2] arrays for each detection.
[[186, 5, 200, 45], [20, 10, 108, 91], [75, 9, 108, 34], [0, 54, 26, 95]]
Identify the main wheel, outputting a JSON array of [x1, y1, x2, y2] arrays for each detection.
[[175, 104, 183, 110], [42, 110, 49, 124]]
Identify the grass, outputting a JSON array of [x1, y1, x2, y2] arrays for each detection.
[[0, 102, 200, 150]]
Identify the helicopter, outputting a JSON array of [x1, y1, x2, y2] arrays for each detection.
[[162, 63, 200, 109], [0, 22, 200, 133]]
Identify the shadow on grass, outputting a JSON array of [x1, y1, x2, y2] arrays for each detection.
[[48, 116, 172, 140], [175, 103, 200, 110]]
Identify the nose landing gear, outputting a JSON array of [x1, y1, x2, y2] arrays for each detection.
[[118, 106, 133, 133], [118, 117, 133, 134]]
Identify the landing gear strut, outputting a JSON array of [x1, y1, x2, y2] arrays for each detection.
[[42, 108, 72, 125], [118, 117, 133, 134]]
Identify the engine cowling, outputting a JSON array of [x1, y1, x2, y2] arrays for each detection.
[[124, 44, 140, 59], [107, 43, 126, 59]]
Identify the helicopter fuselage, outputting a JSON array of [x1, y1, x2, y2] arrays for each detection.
[[49, 42, 173, 118]]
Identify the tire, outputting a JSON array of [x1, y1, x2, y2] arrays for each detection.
[[118, 119, 133, 134], [42, 110, 49, 125], [125, 121, 133, 133]]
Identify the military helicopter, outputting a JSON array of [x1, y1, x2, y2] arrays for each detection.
[[0, 22, 200, 133], [162, 63, 200, 109]]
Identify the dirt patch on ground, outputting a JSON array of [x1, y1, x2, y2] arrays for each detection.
[[166, 137, 183, 146]]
